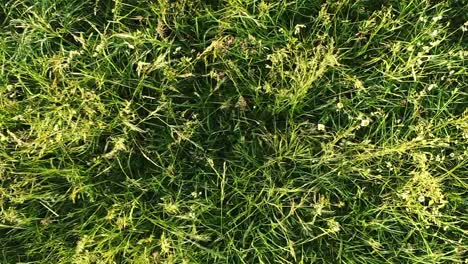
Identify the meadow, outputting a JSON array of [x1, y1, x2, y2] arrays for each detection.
[[0, 0, 467, 263]]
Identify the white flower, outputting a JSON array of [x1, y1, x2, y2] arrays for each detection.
[[401, 191, 409, 200], [191, 191, 203, 198], [173, 46, 182, 54], [432, 15, 442, 22], [317, 124, 326, 131], [430, 40, 441, 47], [294, 24, 306, 35], [418, 195, 425, 203], [336, 102, 344, 109], [462, 21, 468, 32], [431, 29, 438, 37], [427, 84, 437, 91], [360, 118, 371, 127]]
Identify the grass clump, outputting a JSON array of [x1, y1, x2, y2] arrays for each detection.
[[0, 0, 467, 263]]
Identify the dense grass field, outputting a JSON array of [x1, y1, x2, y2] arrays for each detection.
[[0, 0, 467, 263]]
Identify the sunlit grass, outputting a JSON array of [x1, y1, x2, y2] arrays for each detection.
[[0, 0, 467, 263]]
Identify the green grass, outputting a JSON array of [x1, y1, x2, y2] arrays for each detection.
[[0, 0, 467, 263]]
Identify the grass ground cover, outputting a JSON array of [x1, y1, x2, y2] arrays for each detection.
[[0, 0, 467, 263]]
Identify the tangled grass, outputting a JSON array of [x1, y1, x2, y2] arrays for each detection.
[[0, 0, 467, 263]]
